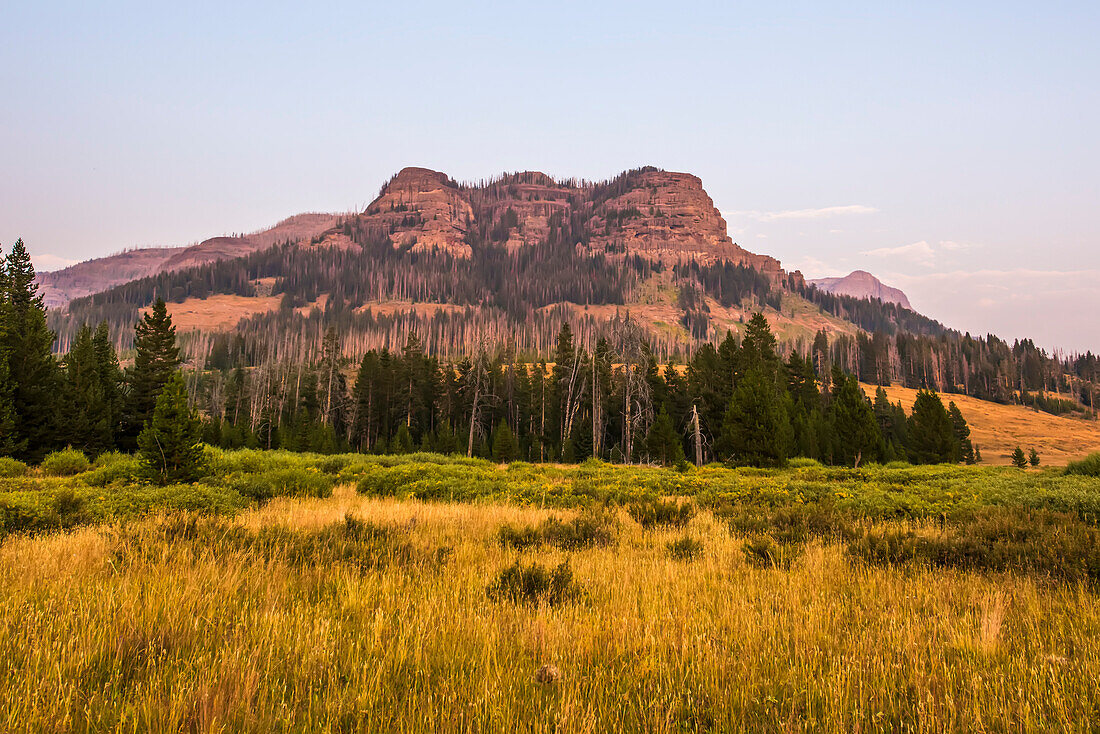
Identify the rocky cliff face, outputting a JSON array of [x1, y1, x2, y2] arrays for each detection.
[[348, 166, 787, 277], [809, 270, 912, 310], [38, 166, 797, 307]]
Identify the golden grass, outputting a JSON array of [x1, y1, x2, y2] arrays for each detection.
[[866, 383, 1100, 466], [2, 488, 1099, 732]]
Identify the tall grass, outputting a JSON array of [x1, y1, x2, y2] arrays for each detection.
[[1, 488, 1100, 731]]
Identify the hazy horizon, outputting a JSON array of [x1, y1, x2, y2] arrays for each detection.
[[3, 2, 1097, 353]]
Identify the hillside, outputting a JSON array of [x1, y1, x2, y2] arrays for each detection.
[[36, 213, 339, 307], [865, 383, 1100, 465], [811, 270, 912, 309]]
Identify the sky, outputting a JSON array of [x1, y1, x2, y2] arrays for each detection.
[[2, 1, 1098, 353]]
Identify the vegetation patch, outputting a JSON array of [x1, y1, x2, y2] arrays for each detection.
[[487, 560, 584, 606], [628, 497, 696, 529], [40, 448, 91, 477], [498, 507, 620, 551]]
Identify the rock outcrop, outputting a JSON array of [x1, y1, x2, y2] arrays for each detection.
[[809, 270, 912, 310]]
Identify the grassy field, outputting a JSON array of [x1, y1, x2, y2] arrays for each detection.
[[865, 383, 1100, 467], [2, 451, 1100, 732]]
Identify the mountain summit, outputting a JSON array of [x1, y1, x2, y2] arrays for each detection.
[[809, 270, 912, 310]]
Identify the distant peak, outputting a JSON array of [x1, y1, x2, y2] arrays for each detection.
[[809, 270, 912, 310]]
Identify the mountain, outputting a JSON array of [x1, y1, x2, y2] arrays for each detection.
[[809, 270, 912, 310], [36, 213, 340, 308]]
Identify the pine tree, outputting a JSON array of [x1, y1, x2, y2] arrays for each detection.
[[0, 248, 15, 456], [1028, 448, 1040, 467], [644, 407, 684, 466], [719, 368, 788, 468], [62, 325, 113, 456], [491, 419, 518, 463], [434, 420, 457, 455], [827, 370, 880, 467], [948, 401, 975, 464], [1011, 446, 1028, 469], [3, 240, 62, 461], [124, 298, 180, 447], [137, 373, 206, 485], [393, 424, 414, 454], [907, 390, 957, 464]]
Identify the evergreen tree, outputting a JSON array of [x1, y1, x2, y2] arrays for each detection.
[[393, 424, 414, 454], [123, 298, 180, 447], [3, 240, 61, 461], [948, 401, 975, 464], [62, 325, 115, 456], [1028, 448, 1040, 467], [1011, 446, 1028, 469], [137, 373, 206, 484], [907, 390, 957, 464], [827, 369, 880, 467], [0, 248, 15, 456], [491, 419, 518, 463], [974, 445, 983, 463], [719, 368, 788, 468], [434, 420, 457, 455], [644, 407, 684, 466]]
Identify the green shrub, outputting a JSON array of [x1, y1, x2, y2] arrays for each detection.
[[848, 507, 1100, 583], [727, 502, 857, 546], [499, 507, 620, 551], [223, 467, 336, 501], [1066, 453, 1100, 478], [0, 457, 28, 478], [488, 560, 583, 606], [742, 535, 795, 568], [628, 498, 696, 529], [40, 448, 90, 477], [82, 452, 142, 487], [498, 523, 542, 551], [667, 535, 704, 561]]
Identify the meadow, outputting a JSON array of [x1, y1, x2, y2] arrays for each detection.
[[2, 450, 1100, 732]]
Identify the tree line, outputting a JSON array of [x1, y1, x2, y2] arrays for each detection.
[[5, 239, 976, 469]]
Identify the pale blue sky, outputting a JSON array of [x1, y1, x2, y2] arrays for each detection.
[[2, 1, 1098, 352]]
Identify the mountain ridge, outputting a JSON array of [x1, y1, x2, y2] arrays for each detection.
[[809, 270, 912, 310]]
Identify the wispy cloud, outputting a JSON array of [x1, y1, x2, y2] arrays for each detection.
[[724, 204, 878, 222], [862, 240, 936, 266]]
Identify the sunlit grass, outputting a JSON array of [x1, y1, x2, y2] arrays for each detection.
[[2, 486, 1099, 732]]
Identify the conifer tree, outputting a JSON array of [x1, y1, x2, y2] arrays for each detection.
[[907, 390, 957, 464], [948, 401, 975, 464], [645, 407, 684, 466], [124, 298, 180, 447], [827, 369, 880, 467], [62, 325, 114, 456], [3, 240, 61, 461], [0, 248, 15, 456], [393, 424, 414, 454], [1011, 446, 1028, 469], [137, 373, 206, 484], [1028, 447, 1040, 467], [491, 419, 518, 463], [720, 368, 788, 468]]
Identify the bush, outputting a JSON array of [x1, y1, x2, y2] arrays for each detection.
[[82, 452, 142, 487], [40, 448, 90, 477], [0, 457, 28, 478], [1066, 453, 1100, 478], [727, 502, 857, 546], [848, 507, 1100, 583], [742, 535, 796, 568], [628, 498, 696, 530], [488, 560, 583, 606], [499, 507, 619, 551], [667, 535, 704, 561], [222, 467, 336, 501]]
